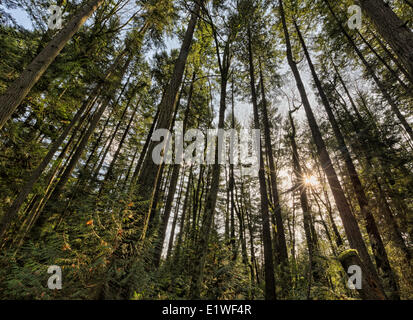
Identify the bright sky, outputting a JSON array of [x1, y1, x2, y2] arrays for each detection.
[[3, 6, 33, 29]]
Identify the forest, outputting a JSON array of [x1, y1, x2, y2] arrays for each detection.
[[0, 0, 412, 301]]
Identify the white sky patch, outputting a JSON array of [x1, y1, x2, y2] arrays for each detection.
[[2, 6, 33, 29]]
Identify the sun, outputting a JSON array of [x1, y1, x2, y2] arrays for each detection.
[[304, 175, 318, 187]]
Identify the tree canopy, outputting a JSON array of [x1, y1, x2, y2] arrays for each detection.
[[0, 0, 412, 300]]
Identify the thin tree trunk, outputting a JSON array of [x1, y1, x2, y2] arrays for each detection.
[[172, 168, 193, 265], [258, 57, 290, 294], [166, 171, 185, 260], [89, 78, 133, 182], [229, 78, 236, 258], [99, 95, 141, 193], [246, 24, 276, 300], [288, 111, 321, 285], [367, 27, 413, 85], [356, 29, 409, 91], [129, 108, 160, 191]]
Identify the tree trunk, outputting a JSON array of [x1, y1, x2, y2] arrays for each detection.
[[288, 111, 321, 284], [331, 80, 412, 264], [129, 108, 160, 191], [98, 95, 141, 193], [295, 20, 400, 299], [43, 53, 129, 207], [325, 0, 413, 141], [0, 95, 91, 240], [229, 78, 237, 259], [246, 24, 276, 300], [172, 168, 193, 266], [339, 249, 388, 300], [258, 57, 290, 294], [367, 27, 413, 85], [0, 0, 105, 129], [136, 1, 201, 202], [152, 73, 195, 267], [356, 29, 409, 91], [166, 171, 185, 260], [358, 0, 413, 79], [279, 0, 386, 299], [189, 31, 232, 299], [90, 79, 133, 183]]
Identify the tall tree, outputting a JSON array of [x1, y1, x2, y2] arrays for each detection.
[[279, 0, 386, 299], [294, 18, 400, 299], [246, 22, 276, 300]]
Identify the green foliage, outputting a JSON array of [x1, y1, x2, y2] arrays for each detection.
[[0, 0, 412, 301]]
